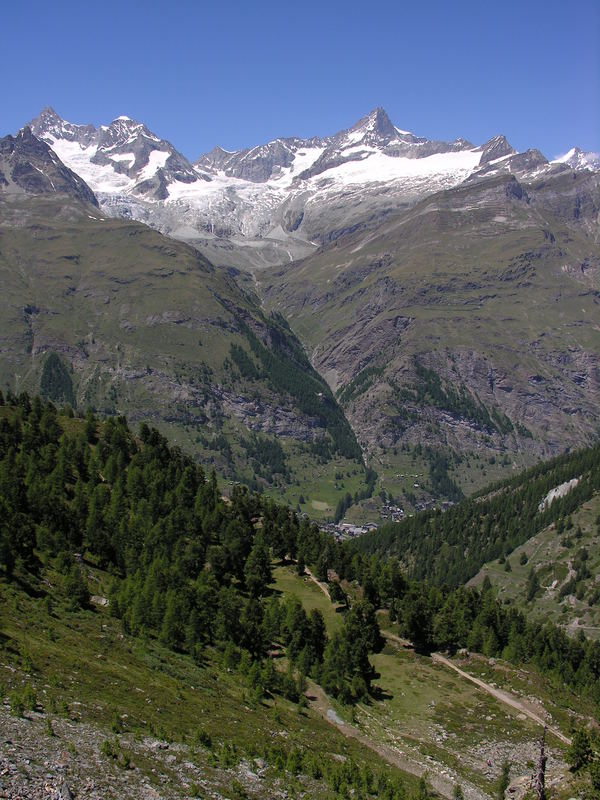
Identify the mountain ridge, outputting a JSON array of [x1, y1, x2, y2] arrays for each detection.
[[27, 106, 596, 271]]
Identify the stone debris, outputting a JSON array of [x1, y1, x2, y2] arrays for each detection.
[[0, 704, 317, 800]]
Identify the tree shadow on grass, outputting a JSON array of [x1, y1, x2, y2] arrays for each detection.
[[370, 684, 394, 701]]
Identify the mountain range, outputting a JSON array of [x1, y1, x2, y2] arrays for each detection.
[[2, 107, 599, 514], [0, 124, 366, 507], [30, 106, 598, 272]]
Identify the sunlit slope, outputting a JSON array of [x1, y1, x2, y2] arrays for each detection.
[[0, 194, 361, 491], [262, 169, 600, 487]]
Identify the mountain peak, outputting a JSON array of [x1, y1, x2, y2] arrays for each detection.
[[0, 127, 98, 205], [478, 135, 516, 165], [35, 106, 62, 124], [110, 115, 139, 126], [553, 147, 600, 171], [17, 125, 39, 144], [352, 107, 397, 139], [30, 106, 65, 133], [108, 115, 145, 133]]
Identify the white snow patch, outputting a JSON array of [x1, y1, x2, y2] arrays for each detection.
[[110, 152, 135, 168], [49, 139, 135, 194], [138, 150, 170, 182], [316, 148, 481, 187], [343, 128, 367, 146], [274, 146, 325, 186]]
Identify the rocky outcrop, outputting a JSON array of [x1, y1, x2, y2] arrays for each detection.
[[0, 128, 98, 205]]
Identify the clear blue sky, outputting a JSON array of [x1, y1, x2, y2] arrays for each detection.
[[3, 0, 599, 159]]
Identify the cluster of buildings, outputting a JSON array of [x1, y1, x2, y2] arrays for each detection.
[[319, 521, 379, 540]]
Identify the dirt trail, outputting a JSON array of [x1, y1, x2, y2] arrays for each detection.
[[382, 631, 570, 743], [429, 652, 571, 746], [303, 566, 331, 598], [303, 568, 570, 745], [304, 680, 478, 800]]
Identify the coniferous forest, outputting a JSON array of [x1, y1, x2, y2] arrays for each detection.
[[2, 391, 600, 716]]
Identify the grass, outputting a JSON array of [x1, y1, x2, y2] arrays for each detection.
[[273, 447, 367, 520], [358, 642, 567, 795], [271, 565, 344, 636], [0, 565, 421, 800], [470, 493, 600, 637], [268, 566, 580, 798], [1, 558, 593, 799]]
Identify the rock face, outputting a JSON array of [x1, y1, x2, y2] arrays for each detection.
[[0, 127, 98, 205], [477, 135, 516, 164]]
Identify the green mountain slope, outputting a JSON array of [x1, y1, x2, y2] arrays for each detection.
[[350, 442, 600, 588], [469, 491, 600, 639], [261, 168, 600, 505], [0, 181, 364, 503], [1, 572, 419, 800]]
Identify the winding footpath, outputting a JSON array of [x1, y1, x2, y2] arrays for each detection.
[[302, 567, 571, 749], [304, 678, 468, 800]]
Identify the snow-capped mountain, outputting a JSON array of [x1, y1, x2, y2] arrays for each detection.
[[552, 147, 600, 172], [28, 107, 598, 270], [30, 107, 200, 201], [0, 126, 98, 205]]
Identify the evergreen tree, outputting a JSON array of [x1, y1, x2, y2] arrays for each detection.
[[244, 535, 272, 597], [567, 728, 592, 771], [64, 564, 90, 610]]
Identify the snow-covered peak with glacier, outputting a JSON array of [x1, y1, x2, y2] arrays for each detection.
[[30, 107, 199, 200], [25, 106, 593, 270], [552, 147, 600, 172]]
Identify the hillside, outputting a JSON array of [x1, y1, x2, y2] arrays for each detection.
[[0, 133, 366, 507], [469, 492, 600, 639], [350, 442, 600, 588], [262, 166, 600, 506], [1, 576, 419, 800], [2, 396, 600, 800]]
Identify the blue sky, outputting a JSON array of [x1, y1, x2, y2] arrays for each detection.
[[3, 0, 599, 159]]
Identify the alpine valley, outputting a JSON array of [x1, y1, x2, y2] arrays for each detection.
[[1, 106, 599, 517], [2, 102, 600, 800]]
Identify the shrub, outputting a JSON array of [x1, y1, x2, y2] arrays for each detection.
[[9, 692, 25, 717]]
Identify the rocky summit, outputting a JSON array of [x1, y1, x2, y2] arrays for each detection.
[[0, 127, 98, 205]]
